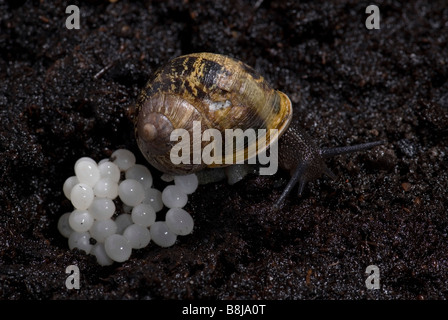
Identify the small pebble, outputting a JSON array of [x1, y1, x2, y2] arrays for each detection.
[[402, 182, 412, 192]]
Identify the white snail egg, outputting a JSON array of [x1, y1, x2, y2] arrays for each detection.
[[68, 231, 92, 254], [122, 203, 133, 213], [74, 159, 100, 187], [98, 158, 110, 165], [123, 224, 151, 249], [88, 197, 115, 220], [112, 149, 136, 171], [98, 161, 121, 183], [57, 212, 73, 238], [69, 209, 94, 232], [104, 234, 132, 262], [118, 179, 145, 206], [74, 156, 96, 168], [150, 221, 177, 247], [126, 164, 153, 189], [70, 183, 95, 210], [174, 174, 198, 194], [90, 219, 117, 243], [115, 213, 133, 235], [63, 176, 79, 200], [93, 177, 119, 199], [162, 185, 188, 209], [90, 243, 113, 266], [60, 150, 199, 265], [142, 187, 164, 212], [166, 208, 194, 236], [131, 203, 156, 227]]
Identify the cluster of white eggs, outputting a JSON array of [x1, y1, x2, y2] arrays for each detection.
[[58, 149, 198, 266]]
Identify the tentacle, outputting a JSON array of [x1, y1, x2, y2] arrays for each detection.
[[323, 167, 337, 180], [273, 162, 308, 210], [321, 140, 385, 158]]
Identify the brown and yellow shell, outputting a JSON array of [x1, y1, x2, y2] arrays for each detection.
[[134, 52, 293, 175]]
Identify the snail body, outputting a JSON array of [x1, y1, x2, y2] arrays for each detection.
[[135, 52, 383, 208]]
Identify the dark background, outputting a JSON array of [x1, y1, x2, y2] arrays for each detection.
[[0, 0, 447, 299]]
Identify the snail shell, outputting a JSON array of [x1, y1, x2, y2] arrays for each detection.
[[135, 52, 292, 175], [135, 53, 385, 209]]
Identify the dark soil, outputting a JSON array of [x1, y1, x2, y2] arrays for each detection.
[[1, 0, 447, 300]]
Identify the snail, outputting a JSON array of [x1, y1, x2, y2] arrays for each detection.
[[134, 52, 384, 209]]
